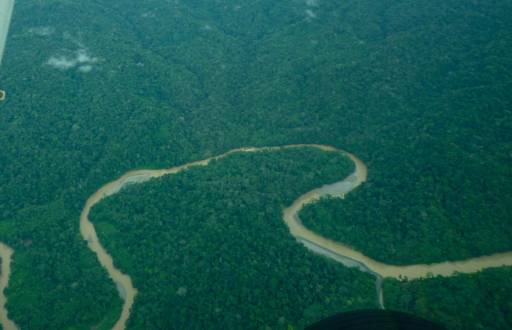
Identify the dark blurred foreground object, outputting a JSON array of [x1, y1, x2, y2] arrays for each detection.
[[0, 90, 5, 101], [306, 310, 445, 330]]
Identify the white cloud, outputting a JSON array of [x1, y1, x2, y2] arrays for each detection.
[[46, 49, 99, 72], [46, 56, 77, 70], [76, 49, 99, 64], [78, 65, 93, 73]]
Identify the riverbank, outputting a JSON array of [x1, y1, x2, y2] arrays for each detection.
[[1, 144, 511, 329], [50, 144, 512, 329]]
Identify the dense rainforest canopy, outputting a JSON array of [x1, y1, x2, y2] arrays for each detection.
[[90, 148, 377, 329], [0, 0, 510, 329], [383, 267, 512, 330]]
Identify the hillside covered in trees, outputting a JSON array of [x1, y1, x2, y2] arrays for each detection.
[[0, 0, 510, 329]]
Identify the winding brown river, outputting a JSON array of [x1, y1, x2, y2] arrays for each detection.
[[1, 144, 511, 329]]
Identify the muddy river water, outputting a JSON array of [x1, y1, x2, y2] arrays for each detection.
[[1, 144, 511, 329]]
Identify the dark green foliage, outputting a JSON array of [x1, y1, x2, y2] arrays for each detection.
[[296, 0, 512, 265], [383, 267, 512, 330], [0, 201, 122, 330], [90, 149, 377, 329], [0, 0, 510, 328]]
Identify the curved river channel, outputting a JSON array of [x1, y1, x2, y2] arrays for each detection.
[[1, 144, 512, 330]]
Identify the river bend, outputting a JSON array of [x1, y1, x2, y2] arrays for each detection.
[[1, 144, 511, 330]]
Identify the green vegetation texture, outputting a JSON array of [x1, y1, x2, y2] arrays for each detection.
[[90, 148, 377, 329], [0, 0, 510, 328], [383, 267, 512, 330]]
